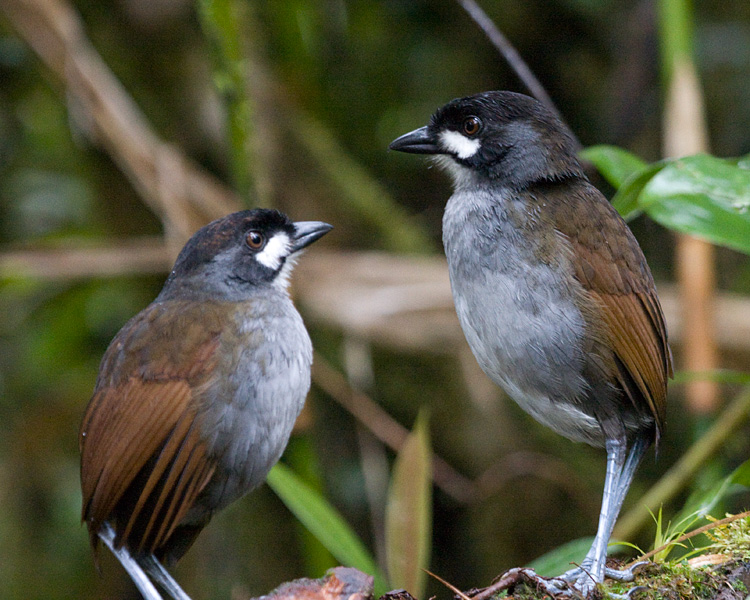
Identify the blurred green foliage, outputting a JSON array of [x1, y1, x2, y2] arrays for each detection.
[[584, 145, 750, 253], [1, 1, 750, 599]]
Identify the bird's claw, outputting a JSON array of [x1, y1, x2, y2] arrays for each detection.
[[537, 573, 592, 599], [604, 561, 648, 582], [598, 585, 648, 600]]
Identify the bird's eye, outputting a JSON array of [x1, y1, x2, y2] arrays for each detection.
[[246, 231, 265, 250], [462, 116, 481, 136]]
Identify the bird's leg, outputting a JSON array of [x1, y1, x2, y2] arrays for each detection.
[[612, 435, 649, 515], [602, 435, 649, 582], [99, 522, 164, 600], [545, 435, 649, 597], [138, 555, 193, 600], [581, 436, 629, 583], [544, 437, 628, 596]]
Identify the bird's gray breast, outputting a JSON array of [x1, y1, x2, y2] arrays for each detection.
[[197, 293, 312, 510], [443, 187, 603, 444]]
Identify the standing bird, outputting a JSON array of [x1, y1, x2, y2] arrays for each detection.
[[80, 209, 332, 600], [390, 91, 671, 597]]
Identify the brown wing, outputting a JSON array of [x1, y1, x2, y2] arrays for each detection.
[[591, 291, 670, 433], [80, 301, 221, 557], [552, 182, 672, 439]]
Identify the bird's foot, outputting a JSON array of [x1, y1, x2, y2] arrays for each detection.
[[468, 562, 648, 600], [535, 568, 594, 598], [468, 567, 593, 600], [538, 561, 649, 599], [604, 561, 648, 582]]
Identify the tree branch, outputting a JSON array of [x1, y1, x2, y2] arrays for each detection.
[[1, 0, 239, 248], [454, 0, 579, 149]]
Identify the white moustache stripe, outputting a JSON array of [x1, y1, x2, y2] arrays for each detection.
[[440, 130, 481, 159], [256, 233, 291, 270]]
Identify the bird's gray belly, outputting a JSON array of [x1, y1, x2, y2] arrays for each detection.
[[192, 301, 312, 517], [444, 194, 605, 445], [450, 264, 605, 445]]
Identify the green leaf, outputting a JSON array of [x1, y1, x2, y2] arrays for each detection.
[[673, 456, 750, 527], [729, 458, 750, 488], [385, 410, 432, 598], [580, 144, 668, 220], [529, 536, 638, 577], [266, 463, 389, 596], [611, 162, 667, 220], [706, 456, 750, 509], [580, 145, 647, 188], [639, 154, 750, 254], [527, 537, 593, 576]]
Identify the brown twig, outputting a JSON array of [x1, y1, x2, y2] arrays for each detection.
[[312, 352, 478, 504], [1, 0, 239, 248], [467, 568, 541, 600], [454, 0, 580, 149], [0, 237, 171, 279], [4, 244, 750, 358], [631, 509, 750, 565]]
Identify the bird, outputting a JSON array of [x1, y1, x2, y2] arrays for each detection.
[[389, 91, 671, 597], [79, 209, 332, 600]]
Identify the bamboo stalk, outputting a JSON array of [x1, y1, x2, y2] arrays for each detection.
[[660, 0, 720, 415]]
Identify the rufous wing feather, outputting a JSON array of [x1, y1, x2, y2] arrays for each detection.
[[80, 302, 222, 557], [554, 185, 672, 438], [591, 290, 670, 435]]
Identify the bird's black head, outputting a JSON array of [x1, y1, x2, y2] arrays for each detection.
[[389, 91, 584, 189], [159, 209, 332, 301]]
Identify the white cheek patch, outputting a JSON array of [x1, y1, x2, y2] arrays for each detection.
[[256, 233, 291, 270], [440, 130, 481, 159], [272, 253, 299, 291]]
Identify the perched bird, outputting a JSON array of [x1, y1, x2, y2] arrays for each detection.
[[390, 91, 671, 597], [80, 209, 332, 600]]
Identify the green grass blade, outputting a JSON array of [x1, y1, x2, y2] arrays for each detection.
[[267, 463, 389, 596], [385, 410, 432, 597]]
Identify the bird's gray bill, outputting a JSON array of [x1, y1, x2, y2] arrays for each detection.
[[389, 126, 440, 154], [292, 221, 333, 252]]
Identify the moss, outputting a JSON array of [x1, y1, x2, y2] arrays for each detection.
[[705, 515, 750, 561], [475, 558, 750, 599], [615, 560, 720, 599]]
